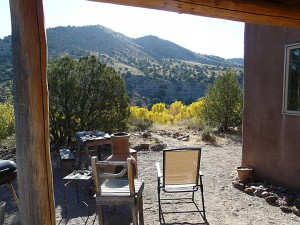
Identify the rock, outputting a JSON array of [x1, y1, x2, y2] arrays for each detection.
[[291, 206, 300, 217], [232, 181, 245, 191], [261, 191, 270, 198], [281, 200, 289, 206], [244, 187, 254, 195], [132, 145, 141, 151], [265, 195, 278, 205], [254, 189, 264, 197], [173, 132, 180, 138], [150, 143, 167, 151], [283, 196, 293, 204], [142, 132, 151, 138], [139, 143, 150, 150], [250, 185, 257, 189], [182, 137, 189, 141], [280, 205, 292, 213]]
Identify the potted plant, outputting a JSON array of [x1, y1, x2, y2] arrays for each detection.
[[236, 166, 254, 182]]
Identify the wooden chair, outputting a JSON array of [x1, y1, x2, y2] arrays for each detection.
[[91, 156, 144, 225], [156, 147, 206, 223]]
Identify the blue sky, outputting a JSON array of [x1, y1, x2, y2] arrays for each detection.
[[0, 0, 245, 59]]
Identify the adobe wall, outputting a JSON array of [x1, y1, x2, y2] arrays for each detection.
[[243, 24, 300, 190]]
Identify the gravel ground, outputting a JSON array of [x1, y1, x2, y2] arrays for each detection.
[[1, 127, 300, 224]]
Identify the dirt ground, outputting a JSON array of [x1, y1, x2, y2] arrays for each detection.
[[1, 126, 300, 225]]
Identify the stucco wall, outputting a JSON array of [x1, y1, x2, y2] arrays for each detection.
[[243, 24, 300, 190]]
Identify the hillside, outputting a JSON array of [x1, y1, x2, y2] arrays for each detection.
[[0, 25, 244, 105]]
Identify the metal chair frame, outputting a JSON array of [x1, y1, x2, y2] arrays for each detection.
[[156, 147, 206, 223]]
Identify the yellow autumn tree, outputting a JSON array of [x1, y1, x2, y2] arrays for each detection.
[[187, 98, 205, 118], [129, 99, 206, 128]]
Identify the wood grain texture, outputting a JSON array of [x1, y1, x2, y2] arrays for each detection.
[[92, 157, 144, 224], [89, 0, 300, 27], [9, 0, 55, 224]]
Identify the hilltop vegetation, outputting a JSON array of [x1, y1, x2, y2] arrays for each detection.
[[0, 25, 243, 105], [48, 56, 130, 144]]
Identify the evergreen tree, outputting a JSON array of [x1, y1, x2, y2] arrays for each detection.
[[48, 55, 130, 144], [202, 70, 243, 131]]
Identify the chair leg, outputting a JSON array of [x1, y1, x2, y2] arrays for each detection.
[[199, 177, 206, 219], [192, 191, 195, 202], [97, 205, 105, 225], [138, 196, 144, 225], [131, 205, 138, 225], [157, 186, 162, 221]]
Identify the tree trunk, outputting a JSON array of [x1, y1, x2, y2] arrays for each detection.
[[10, 0, 55, 224]]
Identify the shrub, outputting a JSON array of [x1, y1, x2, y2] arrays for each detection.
[[128, 106, 152, 131], [201, 126, 216, 142], [128, 118, 153, 132], [202, 69, 243, 131], [0, 99, 15, 140]]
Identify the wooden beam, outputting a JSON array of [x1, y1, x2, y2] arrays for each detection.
[[9, 0, 55, 224], [89, 0, 300, 27]]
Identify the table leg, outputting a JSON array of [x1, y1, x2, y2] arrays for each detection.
[[63, 181, 68, 214], [77, 141, 81, 167], [85, 146, 89, 168], [97, 145, 102, 160], [76, 180, 80, 203], [63, 180, 72, 214]]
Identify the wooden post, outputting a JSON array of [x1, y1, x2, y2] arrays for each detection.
[[9, 0, 55, 224]]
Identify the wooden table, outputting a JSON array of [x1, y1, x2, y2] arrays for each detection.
[[63, 170, 92, 214], [75, 131, 112, 166]]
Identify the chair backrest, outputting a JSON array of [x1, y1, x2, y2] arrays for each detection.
[[163, 148, 201, 186], [91, 156, 135, 195]]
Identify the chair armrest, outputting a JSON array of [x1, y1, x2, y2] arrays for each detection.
[[127, 158, 135, 195], [156, 162, 162, 178]]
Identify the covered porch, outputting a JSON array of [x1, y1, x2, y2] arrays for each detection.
[[8, 0, 300, 224]]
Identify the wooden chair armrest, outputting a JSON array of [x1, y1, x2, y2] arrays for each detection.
[[91, 156, 100, 192], [127, 158, 135, 195], [156, 162, 162, 178]]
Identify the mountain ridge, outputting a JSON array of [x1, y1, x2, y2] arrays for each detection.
[[0, 25, 244, 105]]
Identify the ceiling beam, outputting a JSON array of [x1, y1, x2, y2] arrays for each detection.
[[89, 0, 300, 27]]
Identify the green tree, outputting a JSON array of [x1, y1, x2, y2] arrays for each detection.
[[202, 69, 243, 131], [48, 56, 77, 144], [0, 98, 15, 140], [0, 80, 13, 102], [48, 55, 130, 144], [0, 82, 15, 140]]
